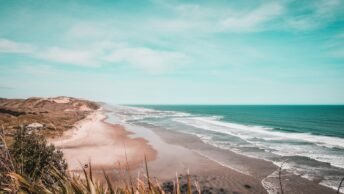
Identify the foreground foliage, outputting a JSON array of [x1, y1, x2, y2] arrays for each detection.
[[0, 128, 199, 194], [10, 127, 67, 185]]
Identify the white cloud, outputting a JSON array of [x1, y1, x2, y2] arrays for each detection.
[[221, 3, 283, 32], [329, 49, 344, 58], [105, 47, 187, 73], [315, 0, 341, 17], [0, 38, 104, 67], [19, 64, 57, 76], [145, 1, 285, 33], [0, 38, 35, 54], [0, 37, 188, 72], [66, 22, 117, 40], [153, 0, 342, 33], [286, 0, 342, 30], [37, 47, 99, 67], [151, 2, 284, 33], [286, 18, 319, 31]]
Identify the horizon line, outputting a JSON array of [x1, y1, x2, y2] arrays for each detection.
[[122, 104, 344, 106]]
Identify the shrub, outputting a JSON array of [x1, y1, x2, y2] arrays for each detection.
[[9, 127, 67, 187]]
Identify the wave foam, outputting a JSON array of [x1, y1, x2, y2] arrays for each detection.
[[173, 117, 344, 168], [110, 105, 192, 122], [174, 117, 344, 149]]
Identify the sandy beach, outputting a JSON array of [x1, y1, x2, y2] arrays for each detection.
[[49, 108, 157, 171], [50, 106, 338, 194]]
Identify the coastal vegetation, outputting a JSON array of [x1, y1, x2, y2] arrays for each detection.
[[0, 128, 199, 194]]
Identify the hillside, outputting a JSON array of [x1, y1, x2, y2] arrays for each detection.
[[0, 96, 99, 139]]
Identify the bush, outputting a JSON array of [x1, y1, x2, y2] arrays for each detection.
[[0, 127, 200, 194], [9, 127, 67, 186]]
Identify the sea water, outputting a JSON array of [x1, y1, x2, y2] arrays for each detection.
[[110, 105, 344, 192]]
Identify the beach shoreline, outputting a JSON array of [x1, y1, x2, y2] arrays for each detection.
[[50, 104, 338, 193], [137, 123, 337, 194]]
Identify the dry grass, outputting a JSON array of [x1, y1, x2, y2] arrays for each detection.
[[2, 160, 198, 194], [0, 128, 198, 194]]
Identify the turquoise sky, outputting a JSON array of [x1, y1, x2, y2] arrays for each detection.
[[0, 0, 343, 104]]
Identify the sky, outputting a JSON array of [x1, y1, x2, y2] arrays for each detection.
[[0, 0, 343, 104]]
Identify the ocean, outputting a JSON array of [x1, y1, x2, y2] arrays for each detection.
[[112, 105, 344, 191]]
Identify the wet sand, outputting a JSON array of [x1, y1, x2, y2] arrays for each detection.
[[121, 122, 270, 194], [126, 122, 337, 194]]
